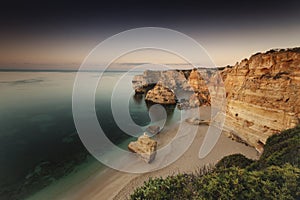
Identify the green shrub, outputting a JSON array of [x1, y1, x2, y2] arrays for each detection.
[[131, 164, 300, 200], [130, 126, 300, 199], [130, 174, 198, 200], [215, 153, 254, 169], [254, 125, 300, 169]]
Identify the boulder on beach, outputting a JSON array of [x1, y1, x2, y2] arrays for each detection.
[[128, 133, 157, 163], [185, 117, 210, 126]]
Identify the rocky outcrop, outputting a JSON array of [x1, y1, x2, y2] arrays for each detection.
[[132, 48, 300, 152], [132, 71, 160, 93], [186, 69, 211, 107], [220, 48, 300, 150], [188, 69, 208, 91], [145, 82, 177, 104], [132, 70, 192, 93], [133, 69, 211, 108], [159, 70, 192, 91], [128, 133, 157, 163]]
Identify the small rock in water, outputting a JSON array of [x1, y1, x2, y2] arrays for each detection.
[[146, 125, 160, 135], [128, 133, 157, 163]]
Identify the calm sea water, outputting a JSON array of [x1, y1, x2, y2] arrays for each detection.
[[0, 71, 180, 199]]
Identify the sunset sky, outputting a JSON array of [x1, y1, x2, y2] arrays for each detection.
[[0, 0, 299, 69]]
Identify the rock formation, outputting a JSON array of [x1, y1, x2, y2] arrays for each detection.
[[132, 71, 160, 93], [128, 133, 157, 163], [132, 69, 211, 107], [132, 47, 300, 152], [132, 70, 191, 93], [218, 48, 300, 151], [145, 82, 177, 104]]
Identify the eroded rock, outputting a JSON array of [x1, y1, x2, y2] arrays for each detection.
[[145, 82, 177, 104], [132, 48, 300, 152], [128, 133, 157, 163], [214, 48, 300, 149], [132, 70, 192, 94], [132, 69, 212, 108]]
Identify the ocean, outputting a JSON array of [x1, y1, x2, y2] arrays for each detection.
[[0, 71, 180, 199]]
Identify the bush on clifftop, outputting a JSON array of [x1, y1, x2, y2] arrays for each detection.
[[131, 164, 300, 200], [130, 126, 300, 200], [254, 125, 300, 169], [215, 153, 254, 169]]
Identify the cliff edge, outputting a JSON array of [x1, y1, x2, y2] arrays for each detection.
[[222, 48, 300, 151], [132, 47, 300, 152]]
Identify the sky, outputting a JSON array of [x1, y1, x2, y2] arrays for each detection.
[[0, 0, 299, 70]]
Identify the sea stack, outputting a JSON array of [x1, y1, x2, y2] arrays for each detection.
[[128, 133, 158, 163], [145, 82, 177, 104]]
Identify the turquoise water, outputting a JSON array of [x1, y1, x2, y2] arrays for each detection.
[[0, 71, 180, 199]]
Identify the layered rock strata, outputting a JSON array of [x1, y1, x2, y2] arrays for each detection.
[[132, 70, 192, 93], [220, 48, 300, 151], [145, 82, 177, 104], [132, 48, 300, 152], [128, 133, 157, 163], [188, 69, 211, 107], [133, 69, 211, 107]]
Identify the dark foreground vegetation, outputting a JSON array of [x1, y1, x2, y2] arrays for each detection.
[[131, 125, 300, 200]]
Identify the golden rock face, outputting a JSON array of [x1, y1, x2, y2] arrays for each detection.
[[219, 49, 300, 149], [132, 48, 300, 151], [145, 82, 177, 104], [132, 69, 211, 107], [128, 133, 157, 163]]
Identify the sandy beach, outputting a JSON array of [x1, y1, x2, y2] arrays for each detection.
[[29, 107, 258, 200]]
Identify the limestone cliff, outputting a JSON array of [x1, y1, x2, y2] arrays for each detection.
[[220, 48, 300, 151], [145, 82, 177, 104], [132, 70, 191, 94], [132, 69, 210, 107], [132, 47, 300, 152], [132, 71, 161, 93], [188, 69, 211, 107]]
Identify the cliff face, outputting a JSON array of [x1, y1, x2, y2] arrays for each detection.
[[133, 70, 192, 105], [132, 71, 161, 93], [222, 48, 300, 150], [145, 82, 177, 104], [132, 70, 192, 93], [188, 69, 211, 106], [132, 48, 300, 151], [132, 69, 211, 107]]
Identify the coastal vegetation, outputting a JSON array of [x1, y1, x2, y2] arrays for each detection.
[[130, 125, 300, 199]]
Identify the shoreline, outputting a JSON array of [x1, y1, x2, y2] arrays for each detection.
[[28, 107, 258, 200], [114, 108, 259, 199]]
